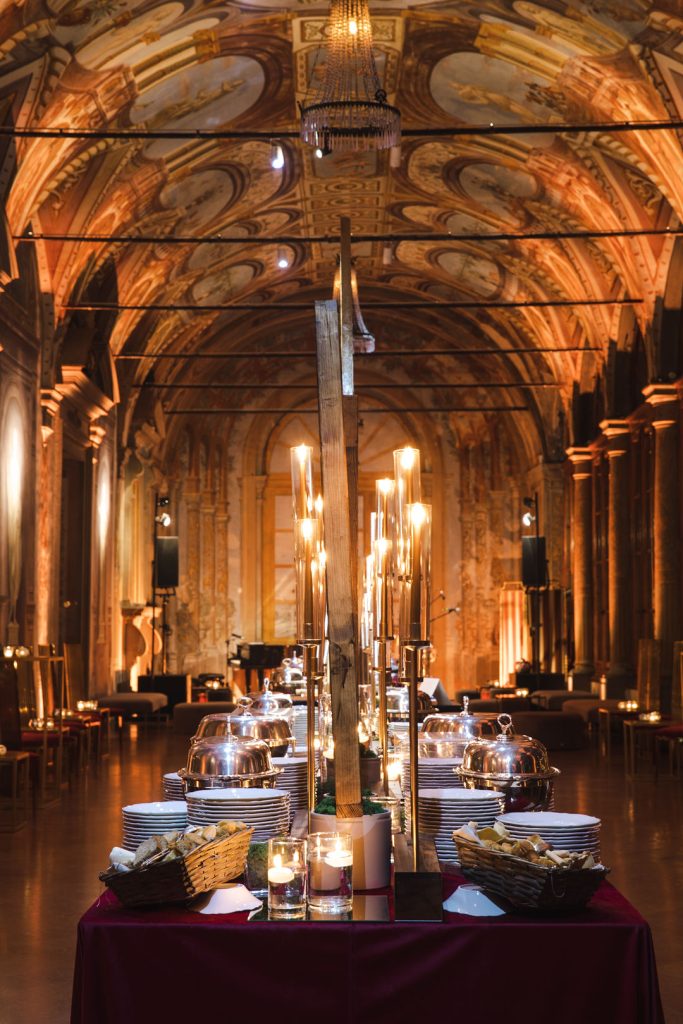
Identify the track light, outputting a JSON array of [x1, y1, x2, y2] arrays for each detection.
[[522, 511, 535, 527], [270, 142, 285, 170], [155, 512, 172, 527], [157, 496, 170, 508]]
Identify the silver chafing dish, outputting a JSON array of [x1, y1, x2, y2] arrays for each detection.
[[420, 696, 499, 757], [224, 698, 294, 756], [269, 655, 305, 695], [455, 713, 559, 811], [247, 681, 294, 724], [386, 686, 434, 721], [180, 732, 282, 792]]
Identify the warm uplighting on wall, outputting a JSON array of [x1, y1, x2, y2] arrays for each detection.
[[270, 142, 285, 170]]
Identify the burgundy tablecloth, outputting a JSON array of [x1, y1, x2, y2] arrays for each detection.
[[71, 872, 664, 1024]]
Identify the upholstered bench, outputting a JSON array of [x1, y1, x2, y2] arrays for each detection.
[[531, 689, 592, 711], [173, 701, 236, 736], [468, 697, 533, 713], [509, 711, 586, 750], [95, 692, 168, 723]]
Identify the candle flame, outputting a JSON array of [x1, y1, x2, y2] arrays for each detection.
[[273, 853, 282, 869], [300, 518, 315, 541], [399, 447, 417, 471], [294, 444, 311, 465], [315, 493, 324, 516], [410, 502, 427, 527]]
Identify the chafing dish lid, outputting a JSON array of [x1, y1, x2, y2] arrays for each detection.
[[460, 714, 554, 778], [185, 733, 274, 777]]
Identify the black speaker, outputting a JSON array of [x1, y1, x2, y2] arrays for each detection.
[[521, 536, 546, 587], [155, 536, 179, 589]]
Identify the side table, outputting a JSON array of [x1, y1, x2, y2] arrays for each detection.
[[623, 720, 665, 776], [0, 751, 31, 831]]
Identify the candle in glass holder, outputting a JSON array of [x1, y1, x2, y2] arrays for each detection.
[[307, 832, 353, 912], [374, 536, 393, 639], [268, 838, 307, 919], [393, 448, 421, 574], [290, 444, 313, 522], [407, 502, 431, 642], [295, 517, 319, 641], [376, 478, 395, 546]]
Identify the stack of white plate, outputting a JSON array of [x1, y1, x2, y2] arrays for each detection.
[[403, 757, 463, 827], [496, 811, 601, 859], [162, 771, 185, 801], [291, 707, 309, 750], [122, 801, 188, 852], [271, 757, 308, 818], [418, 787, 506, 863], [402, 757, 464, 793], [186, 788, 291, 842]]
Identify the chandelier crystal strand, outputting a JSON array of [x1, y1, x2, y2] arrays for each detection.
[[300, 0, 400, 153]]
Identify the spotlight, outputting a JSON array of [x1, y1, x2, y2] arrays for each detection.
[[277, 247, 290, 269], [522, 511, 535, 527], [157, 496, 170, 508], [270, 142, 285, 170], [155, 512, 172, 527]]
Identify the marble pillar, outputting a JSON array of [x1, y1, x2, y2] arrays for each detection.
[[566, 448, 595, 689], [600, 420, 633, 693]]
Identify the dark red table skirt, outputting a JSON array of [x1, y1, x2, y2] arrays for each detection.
[[71, 871, 664, 1024]]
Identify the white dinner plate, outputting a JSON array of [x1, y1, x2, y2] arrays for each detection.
[[498, 811, 600, 828], [123, 801, 187, 815]]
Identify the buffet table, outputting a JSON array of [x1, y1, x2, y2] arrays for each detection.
[[71, 871, 664, 1024]]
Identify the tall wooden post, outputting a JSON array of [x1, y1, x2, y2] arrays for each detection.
[[315, 299, 362, 818]]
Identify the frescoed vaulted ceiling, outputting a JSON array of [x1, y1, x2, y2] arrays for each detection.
[[1, 0, 683, 459]]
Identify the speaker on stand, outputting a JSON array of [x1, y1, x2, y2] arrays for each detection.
[[154, 536, 178, 675], [521, 535, 547, 679]]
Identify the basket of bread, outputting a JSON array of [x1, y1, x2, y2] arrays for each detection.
[[100, 820, 253, 908], [453, 821, 608, 911]]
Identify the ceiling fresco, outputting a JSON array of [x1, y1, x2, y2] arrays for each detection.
[[0, 0, 682, 458]]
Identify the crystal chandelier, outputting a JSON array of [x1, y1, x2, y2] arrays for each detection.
[[300, 0, 401, 153]]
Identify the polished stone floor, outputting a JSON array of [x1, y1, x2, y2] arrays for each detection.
[[0, 726, 682, 1023]]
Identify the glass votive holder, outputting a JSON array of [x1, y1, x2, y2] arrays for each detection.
[[307, 832, 353, 913], [267, 837, 307, 919], [372, 795, 401, 833]]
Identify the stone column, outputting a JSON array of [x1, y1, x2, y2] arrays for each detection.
[[566, 448, 594, 689], [644, 385, 680, 713], [184, 481, 201, 673], [600, 420, 633, 693]]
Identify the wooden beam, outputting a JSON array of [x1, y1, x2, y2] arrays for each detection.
[[339, 217, 354, 398], [315, 298, 362, 818]]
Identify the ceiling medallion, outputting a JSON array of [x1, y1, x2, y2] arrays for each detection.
[[299, 0, 401, 153]]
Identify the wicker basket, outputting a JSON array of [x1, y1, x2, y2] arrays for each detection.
[[453, 836, 608, 912], [100, 827, 253, 908]]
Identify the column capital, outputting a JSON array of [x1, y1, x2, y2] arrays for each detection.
[[642, 382, 678, 407], [599, 419, 630, 456], [39, 388, 64, 445], [566, 447, 593, 477], [643, 384, 678, 429]]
